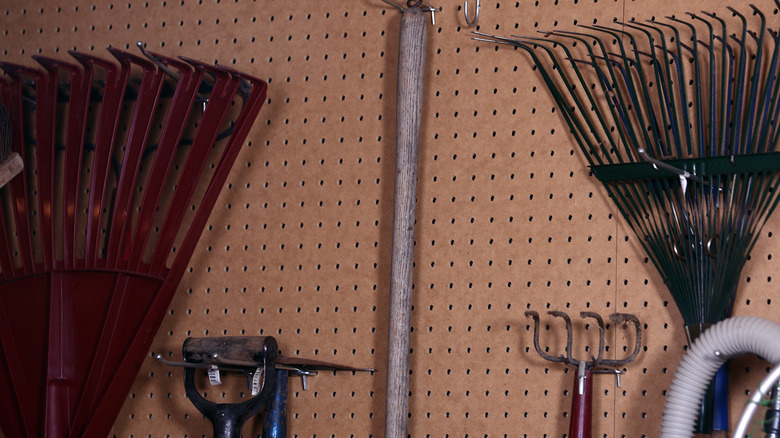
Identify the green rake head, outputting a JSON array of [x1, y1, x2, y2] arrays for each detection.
[[475, 2, 780, 329]]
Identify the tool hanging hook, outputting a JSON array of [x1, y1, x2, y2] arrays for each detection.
[[379, 0, 441, 25], [464, 0, 479, 27], [136, 41, 211, 111]]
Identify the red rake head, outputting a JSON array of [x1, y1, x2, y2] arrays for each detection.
[[0, 47, 267, 438]]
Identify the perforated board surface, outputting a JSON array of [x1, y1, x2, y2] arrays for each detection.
[[1, 0, 780, 437]]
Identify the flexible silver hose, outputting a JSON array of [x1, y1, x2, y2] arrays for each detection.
[[660, 316, 780, 437]]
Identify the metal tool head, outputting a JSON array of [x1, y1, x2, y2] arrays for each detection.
[[181, 336, 279, 438], [526, 310, 642, 368], [183, 336, 278, 367]]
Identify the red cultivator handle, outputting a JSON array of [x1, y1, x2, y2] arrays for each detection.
[[570, 362, 593, 438], [526, 311, 642, 438]]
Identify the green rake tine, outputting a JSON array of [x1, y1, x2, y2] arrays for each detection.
[[651, 19, 695, 157], [753, 30, 780, 154], [584, 54, 647, 157], [770, 50, 780, 146], [471, 33, 605, 166], [510, 35, 617, 163], [592, 24, 667, 159], [543, 30, 637, 162], [593, 52, 657, 160], [581, 24, 659, 160], [620, 20, 676, 157], [566, 28, 641, 161], [726, 6, 749, 155], [633, 48, 680, 156], [748, 24, 780, 154], [687, 13, 717, 157], [643, 178, 696, 318], [713, 34, 737, 157], [739, 169, 780, 259], [729, 28, 753, 156], [641, 180, 692, 299], [674, 38, 705, 156], [701, 11, 730, 157], [634, 20, 687, 158], [667, 16, 706, 158], [740, 5, 766, 156], [604, 53, 668, 158]]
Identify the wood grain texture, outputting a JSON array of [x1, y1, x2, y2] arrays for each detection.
[[385, 6, 427, 438], [0, 152, 22, 189]]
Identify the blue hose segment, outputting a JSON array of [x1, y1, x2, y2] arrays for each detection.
[[712, 363, 729, 431]]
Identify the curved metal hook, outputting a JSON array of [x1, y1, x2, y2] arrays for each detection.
[[464, 0, 479, 27], [580, 311, 605, 364], [601, 313, 642, 366], [524, 310, 565, 364], [549, 310, 576, 365]]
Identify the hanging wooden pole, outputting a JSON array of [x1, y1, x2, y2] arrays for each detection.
[[384, 4, 428, 438]]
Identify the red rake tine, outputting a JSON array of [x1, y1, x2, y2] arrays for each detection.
[[103, 47, 166, 270], [34, 56, 93, 271], [0, 64, 54, 437], [0, 63, 41, 276], [82, 64, 267, 438], [69, 51, 131, 269], [148, 59, 241, 277], [164, 64, 267, 283], [70, 61, 217, 434], [126, 52, 203, 273], [0, 76, 16, 281]]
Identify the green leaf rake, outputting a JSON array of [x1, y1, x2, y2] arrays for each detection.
[[476, 2, 780, 434]]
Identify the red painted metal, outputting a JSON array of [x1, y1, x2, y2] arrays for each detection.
[[0, 48, 267, 437], [569, 368, 593, 438]]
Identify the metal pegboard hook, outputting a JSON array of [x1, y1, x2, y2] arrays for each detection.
[[379, 0, 441, 25], [464, 0, 479, 27], [136, 40, 210, 111]]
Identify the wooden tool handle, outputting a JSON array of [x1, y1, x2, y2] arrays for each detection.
[[0, 152, 23, 189], [385, 6, 427, 438], [183, 336, 277, 364], [569, 368, 593, 438]]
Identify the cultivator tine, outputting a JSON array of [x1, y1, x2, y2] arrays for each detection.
[[526, 310, 642, 369], [580, 312, 605, 364], [524, 310, 565, 364], [548, 310, 576, 366], [602, 313, 642, 366]]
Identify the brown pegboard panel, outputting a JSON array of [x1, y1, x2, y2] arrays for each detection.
[[1, 0, 780, 437]]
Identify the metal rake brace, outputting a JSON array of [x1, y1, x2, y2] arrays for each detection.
[[525, 310, 641, 438]]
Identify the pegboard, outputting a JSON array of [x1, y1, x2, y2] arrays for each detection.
[[1, 0, 779, 437]]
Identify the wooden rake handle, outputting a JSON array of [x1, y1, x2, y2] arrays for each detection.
[[0, 152, 22, 189]]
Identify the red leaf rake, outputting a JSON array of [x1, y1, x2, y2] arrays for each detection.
[[0, 46, 267, 437]]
